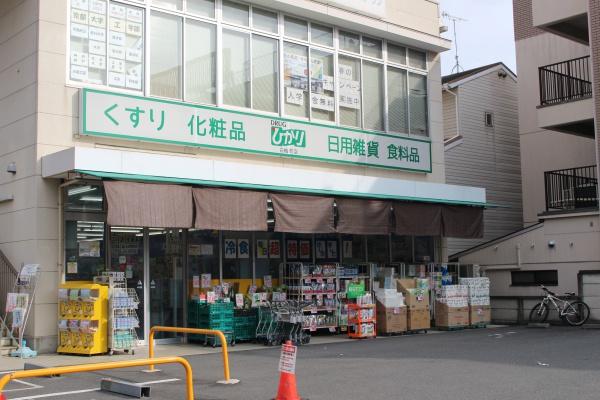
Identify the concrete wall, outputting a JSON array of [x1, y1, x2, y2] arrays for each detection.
[[515, 32, 596, 225], [459, 213, 600, 296], [445, 70, 523, 256], [0, 0, 447, 352]]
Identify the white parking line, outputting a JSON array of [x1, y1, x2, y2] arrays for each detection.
[[8, 378, 180, 400], [2, 379, 44, 393]]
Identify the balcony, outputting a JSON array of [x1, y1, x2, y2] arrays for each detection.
[[532, 0, 589, 44], [537, 56, 594, 138], [544, 165, 598, 213]]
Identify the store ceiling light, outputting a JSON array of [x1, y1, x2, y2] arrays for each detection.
[[80, 196, 103, 202], [111, 229, 142, 233], [68, 186, 96, 196]]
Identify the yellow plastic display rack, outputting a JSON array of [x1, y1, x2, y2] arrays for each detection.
[[57, 282, 108, 355]]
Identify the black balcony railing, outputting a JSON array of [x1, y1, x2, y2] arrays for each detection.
[[545, 165, 598, 212], [539, 56, 592, 106]]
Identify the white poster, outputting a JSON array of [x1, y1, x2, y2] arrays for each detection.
[[110, 18, 126, 33], [126, 21, 143, 37], [70, 23, 89, 39], [127, 7, 143, 22], [20, 264, 39, 276], [200, 244, 213, 256], [89, 0, 107, 14], [126, 48, 142, 63], [67, 261, 78, 274], [109, 31, 126, 47], [109, 58, 125, 73], [71, 65, 89, 81], [323, 75, 334, 92], [263, 275, 272, 288], [72, 0, 89, 10], [89, 40, 106, 55], [238, 239, 250, 259], [224, 239, 237, 259], [235, 293, 244, 308], [71, 8, 88, 24], [88, 54, 106, 70], [79, 240, 100, 257], [71, 51, 88, 67], [285, 87, 304, 106], [310, 93, 334, 112], [88, 26, 106, 42], [256, 239, 269, 259], [269, 240, 281, 259], [109, 46, 125, 60], [339, 64, 354, 80], [88, 12, 106, 28], [108, 72, 125, 87], [201, 273, 212, 288], [192, 275, 200, 288], [109, 3, 126, 18], [343, 240, 353, 259]]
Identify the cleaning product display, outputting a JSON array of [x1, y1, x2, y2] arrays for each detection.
[[348, 293, 376, 339], [57, 282, 108, 355], [459, 277, 491, 326], [435, 285, 469, 329], [337, 263, 375, 332]]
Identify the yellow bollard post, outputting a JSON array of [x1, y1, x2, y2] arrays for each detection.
[[145, 326, 239, 384], [0, 357, 195, 400]]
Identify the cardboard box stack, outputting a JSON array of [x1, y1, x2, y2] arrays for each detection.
[[459, 278, 491, 326], [397, 278, 430, 331], [375, 286, 406, 334], [435, 285, 469, 329]]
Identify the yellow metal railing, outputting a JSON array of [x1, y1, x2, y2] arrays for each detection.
[[0, 356, 194, 400], [147, 326, 238, 384]]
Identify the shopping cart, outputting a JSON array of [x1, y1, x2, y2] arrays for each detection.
[[260, 300, 312, 346]]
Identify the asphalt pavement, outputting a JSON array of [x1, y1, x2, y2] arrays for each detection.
[[3, 326, 600, 400]]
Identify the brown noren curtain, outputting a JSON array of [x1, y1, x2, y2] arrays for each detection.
[[442, 205, 484, 238], [394, 202, 443, 236], [104, 181, 193, 228], [193, 188, 268, 231], [271, 193, 335, 233], [336, 198, 392, 235]]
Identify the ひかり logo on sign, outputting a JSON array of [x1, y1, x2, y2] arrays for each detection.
[[271, 126, 306, 148]]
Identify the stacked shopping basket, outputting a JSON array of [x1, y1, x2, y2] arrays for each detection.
[[188, 300, 235, 347], [233, 308, 257, 342]]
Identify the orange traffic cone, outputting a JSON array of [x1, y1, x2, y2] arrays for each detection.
[[274, 341, 302, 400]]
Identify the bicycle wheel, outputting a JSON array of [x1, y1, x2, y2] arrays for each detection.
[[529, 302, 549, 323], [562, 301, 590, 326]]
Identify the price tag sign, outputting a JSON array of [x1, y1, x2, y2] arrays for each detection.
[[235, 293, 244, 308], [278, 342, 297, 374]]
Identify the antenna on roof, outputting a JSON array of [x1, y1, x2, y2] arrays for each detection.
[[442, 11, 468, 74]]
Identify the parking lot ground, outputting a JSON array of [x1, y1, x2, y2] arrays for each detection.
[[3, 326, 600, 400]]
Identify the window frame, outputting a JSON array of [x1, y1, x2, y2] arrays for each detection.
[[511, 270, 559, 287], [485, 111, 494, 127], [66, 0, 430, 137]]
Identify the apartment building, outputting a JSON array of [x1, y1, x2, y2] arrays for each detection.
[[457, 0, 600, 322]]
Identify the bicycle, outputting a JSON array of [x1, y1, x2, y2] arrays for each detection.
[[529, 285, 590, 326]]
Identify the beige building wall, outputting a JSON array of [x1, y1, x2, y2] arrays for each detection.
[[0, 0, 448, 351], [516, 33, 596, 225]]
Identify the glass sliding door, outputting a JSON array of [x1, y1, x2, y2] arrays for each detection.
[[149, 228, 184, 340], [109, 227, 145, 340]]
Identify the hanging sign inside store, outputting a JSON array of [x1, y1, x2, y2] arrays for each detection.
[[320, 0, 386, 19], [80, 89, 431, 172]]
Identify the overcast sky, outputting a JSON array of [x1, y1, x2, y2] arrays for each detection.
[[438, 0, 516, 76]]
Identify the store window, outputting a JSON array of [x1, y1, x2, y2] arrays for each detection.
[[387, 43, 406, 65], [69, 1, 145, 91], [185, 20, 216, 104], [362, 36, 382, 59], [65, 220, 106, 281], [222, 232, 252, 279], [367, 235, 389, 265], [284, 16, 308, 41], [150, 11, 182, 98], [391, 235, 412, 263], [409, 73, 428, 135], [511, 270, 558, 286], [186, 0, 215, 18], [255, 232, 283, 279], [65, 184, 105, 212], [414, 236, 434, 263], [252, 7, 278, 33], [187, 230, 220, 280], [339, 30, 360, 53], [152, 0, 182, 11], [387, 67, 408, 133], [363, 61, 384, 131], [408, 48, 427, 70], [341, 235, 366, 263], [338, 55, 361, 127], [284, 42, 309, 118], [222, 29, 251, 108], [252, 35, 279, 113], [222, 0, 249, 26], [311, 23, 333, 47], [310, 50, 335, 122]]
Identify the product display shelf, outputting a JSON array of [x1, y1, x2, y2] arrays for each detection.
[[347, 303, 377, 339], [103, 272, 140, 355], [57, 282, 109, 355], [280, 262, 339, 332], [337, 263, 375, 331]]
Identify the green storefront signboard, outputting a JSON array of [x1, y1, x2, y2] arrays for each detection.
[[80, 88, 432, 172]]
